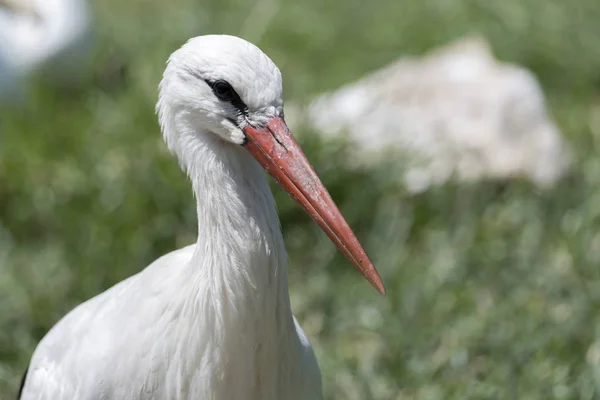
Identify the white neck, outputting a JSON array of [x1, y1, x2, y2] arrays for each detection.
[[163, 111, 300, 397], [184, 120, 291, 308]]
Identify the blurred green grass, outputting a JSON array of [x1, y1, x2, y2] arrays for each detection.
[[1, 0, 600, 398]]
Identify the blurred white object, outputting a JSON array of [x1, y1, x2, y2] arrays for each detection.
[[0, 0, 92, 102], [301, 37, 570, 193]]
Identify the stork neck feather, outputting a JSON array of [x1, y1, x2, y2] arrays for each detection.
[[168, 111, 292, 306], [154, 108, 302, 397]]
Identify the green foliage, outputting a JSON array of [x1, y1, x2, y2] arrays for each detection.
[[1, 0, 600, 398]]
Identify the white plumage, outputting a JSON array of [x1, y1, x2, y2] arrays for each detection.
[[19, 35, 384, 400]]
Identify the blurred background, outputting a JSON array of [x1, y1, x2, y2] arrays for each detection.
[[1, 0, 600, 398]]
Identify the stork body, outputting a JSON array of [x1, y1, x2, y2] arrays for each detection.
[[19, 35, 384, 400]]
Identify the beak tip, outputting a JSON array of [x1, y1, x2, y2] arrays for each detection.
[[363, 262, 386, 296], [371, 274, 387, 296]]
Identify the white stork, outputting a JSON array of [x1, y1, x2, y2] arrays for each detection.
[[18, 35, 385, 400]]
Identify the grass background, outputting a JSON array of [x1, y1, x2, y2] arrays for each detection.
[[1, 0, 600, 398]]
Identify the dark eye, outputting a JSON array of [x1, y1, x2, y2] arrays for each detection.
[[212, 80, 236, 101], [205, 79, 249, 117]]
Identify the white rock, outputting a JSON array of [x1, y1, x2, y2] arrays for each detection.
[[296, 37, 570, 193]]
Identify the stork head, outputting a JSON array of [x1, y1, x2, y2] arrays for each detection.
[[158, 35, 283, 149], [157, 35, 385, 295]]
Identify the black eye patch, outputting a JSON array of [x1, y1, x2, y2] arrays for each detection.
[[205, 79, 249, 116]]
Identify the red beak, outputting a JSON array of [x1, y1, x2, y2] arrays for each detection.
[[243, 117, 386, 295]]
